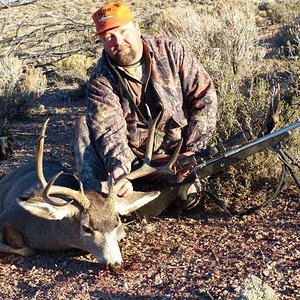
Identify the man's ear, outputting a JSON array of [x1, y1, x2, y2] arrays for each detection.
[[133, 20, 141, 35]]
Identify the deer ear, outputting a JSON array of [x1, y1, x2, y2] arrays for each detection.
[[115, 191, 161, 216], [17, 197, 77, 220]]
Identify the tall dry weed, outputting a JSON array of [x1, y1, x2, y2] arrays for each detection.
[[22, 66, 47, 100], [0, 55, 23, 96], [143, 0, 265, 79], [0, 55, 23, 118]]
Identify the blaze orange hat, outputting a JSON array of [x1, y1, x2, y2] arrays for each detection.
[[92, 2, 134, 35]]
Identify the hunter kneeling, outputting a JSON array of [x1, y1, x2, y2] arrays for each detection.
[[73, 1, 218, 216]]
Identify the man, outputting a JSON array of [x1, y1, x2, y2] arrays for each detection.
[[74, 2, 217, 208]]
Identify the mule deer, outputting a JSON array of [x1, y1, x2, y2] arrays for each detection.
[[0, 114, 181, 270]]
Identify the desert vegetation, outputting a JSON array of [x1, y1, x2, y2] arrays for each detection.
[[1, 0, 299, 199], [0, 0, 299, 299]]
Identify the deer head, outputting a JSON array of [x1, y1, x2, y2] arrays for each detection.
[[15, 114, 181, 271]]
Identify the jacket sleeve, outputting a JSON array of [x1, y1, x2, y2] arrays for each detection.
[[87, 77, 136, 174], [177, 43, 218, 152]]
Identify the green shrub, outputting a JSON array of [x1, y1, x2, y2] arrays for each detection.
[[55, 54, 94, 81], [257, 0, 300, 25], [276, 17, 300, 56], [0, 55, 47, 119]]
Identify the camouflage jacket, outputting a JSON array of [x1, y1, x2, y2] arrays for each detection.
[[87, 35, 218, 173]]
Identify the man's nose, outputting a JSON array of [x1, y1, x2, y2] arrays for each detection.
[[114, 33, 124, 46]]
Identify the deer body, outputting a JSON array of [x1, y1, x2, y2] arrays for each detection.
[[0, 116, 179, 270]]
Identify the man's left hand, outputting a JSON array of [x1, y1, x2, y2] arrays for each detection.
[[175, 151, 195, 183]]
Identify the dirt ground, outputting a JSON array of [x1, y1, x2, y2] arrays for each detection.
[[0, 88, 299, 300]]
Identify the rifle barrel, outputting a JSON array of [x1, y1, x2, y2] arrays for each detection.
[[191, 120, 300, 180]]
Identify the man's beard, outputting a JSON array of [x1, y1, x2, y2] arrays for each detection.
[[113, 47, 138, 66]]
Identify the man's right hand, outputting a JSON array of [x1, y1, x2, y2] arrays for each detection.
[[108, 165, 133, 197]]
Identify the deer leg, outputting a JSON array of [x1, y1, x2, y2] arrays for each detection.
[[134, 186, 181, 219]]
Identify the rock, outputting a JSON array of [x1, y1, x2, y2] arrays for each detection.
[[236, 275, 278, 300]]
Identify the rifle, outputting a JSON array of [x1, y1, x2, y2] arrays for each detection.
[[177, 120, 300, 215]]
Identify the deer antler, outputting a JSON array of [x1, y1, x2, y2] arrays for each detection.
[[37, 119, 90, 211], [112, 111, 183, 194], [42, 171, 91, 211]]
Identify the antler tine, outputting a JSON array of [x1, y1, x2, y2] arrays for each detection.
[[165, 138, 183, 171], [145, 103, 153, 121], [144, 110, 161, 165], [113, 112, 183, 193], [112, 112, 161, 193], [37, 119, 90, 211], [42, 171, 90, 211], [37, 118, 49, 188], [42, 171, 71, 207]]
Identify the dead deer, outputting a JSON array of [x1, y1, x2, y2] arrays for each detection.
[[0, 115, 181, 271]]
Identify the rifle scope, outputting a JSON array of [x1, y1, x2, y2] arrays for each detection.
[[178, 129, 254, 169]]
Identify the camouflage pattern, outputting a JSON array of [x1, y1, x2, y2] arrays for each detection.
[[75, 34, 218, 182]]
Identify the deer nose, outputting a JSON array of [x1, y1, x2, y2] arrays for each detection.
[[108, 261, 123, 272]]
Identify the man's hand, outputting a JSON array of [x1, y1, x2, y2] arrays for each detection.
[[108, 165, 133, 197], [175, 151, 195, 183], [151, 151, 195, 183]]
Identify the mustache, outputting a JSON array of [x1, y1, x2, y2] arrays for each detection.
[[114, 45, 130, 53]]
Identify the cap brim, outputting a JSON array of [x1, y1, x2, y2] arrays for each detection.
[[96, 19, 133, 35]]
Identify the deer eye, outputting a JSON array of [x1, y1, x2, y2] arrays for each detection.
[[82, 224, 94, 235]]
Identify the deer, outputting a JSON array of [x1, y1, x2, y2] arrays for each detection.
[[0, 114, 181, 271]]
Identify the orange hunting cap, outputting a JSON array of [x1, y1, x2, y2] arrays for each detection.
[[92, 2, 135, 35]]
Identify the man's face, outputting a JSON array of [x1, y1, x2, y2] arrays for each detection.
[[100, 21, 143, 66]]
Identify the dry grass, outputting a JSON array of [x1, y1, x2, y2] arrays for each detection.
[[22, 66, 47, 99], [0, 55, 47, 118], [0, 55, 23, 118], [142, 0, 265, 78]]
